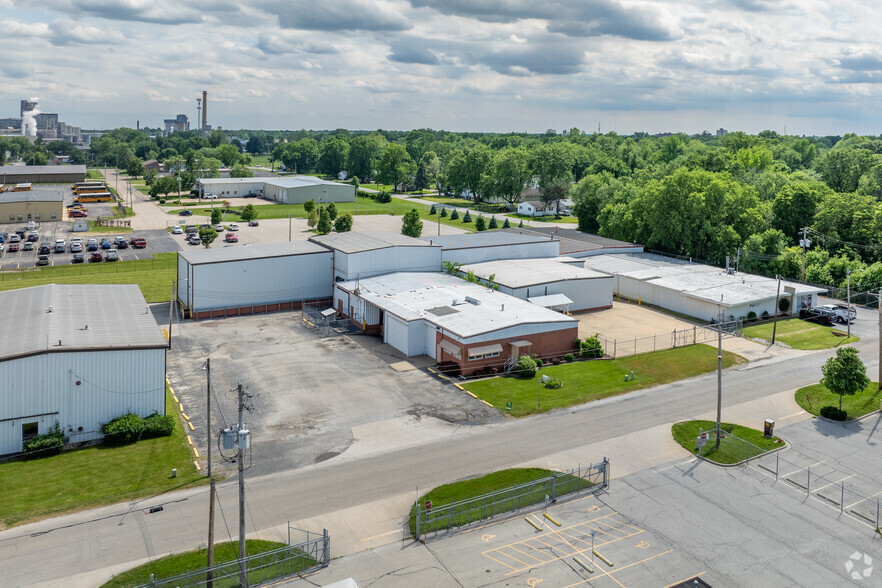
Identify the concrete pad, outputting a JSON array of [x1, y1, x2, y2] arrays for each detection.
[[388, 361, 417, 372]]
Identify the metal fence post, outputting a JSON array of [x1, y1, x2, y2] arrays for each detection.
[[323, 528, 330, 566], [807, 466, 811, 496], [552, 470, 557, 501], [775, 451, 779, 481], [613, 340, 616, 358], [746, 443, 750, 465], [603, 457, 610, 489], [693, 325, 696, 344], [415, 501, 421, 541], [876, 498, 879, 529], [840, 483, 845, 514]]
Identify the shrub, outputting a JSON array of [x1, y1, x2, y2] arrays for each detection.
[[303, 199, 316, 213], [489, 216, 498, 229], [429, 204, 437, 215], [377, 190, 392, 203], [779, 297, 790, 313], [502, 218, 511, 229], [475, 216, 487, 231], [142, 413, 175, 439], [516, 355, 537, 378], [440, 208, 448, 218], [535, 357, 544, 367], [573, 337, 582, 349], [580, 335, 603, 358], [747, 311, 757, 322], [159, 199, 165, 204], [518, 219, 524, 228], [762, 310, 770, 319], [462, 210, 472, 223], [22, 423, 64, 457], [820, 406, 847, 421], [544, 377, 563, 389], [102, 413, 146, 445], [450, 209, 459, 220], [326, 202, 338, 220], [564, 353, 575, 362]]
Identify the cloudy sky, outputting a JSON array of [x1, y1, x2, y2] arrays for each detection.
[[1, 0, 881, 135]]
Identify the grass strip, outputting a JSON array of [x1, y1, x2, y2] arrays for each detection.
[[796, 382, 882, 420], [671, 420, 784, 464], [100, 540, 308, 588], [0, 387, 205, 528], [742, 318, 858, 349], [465, 345, 745, 417]]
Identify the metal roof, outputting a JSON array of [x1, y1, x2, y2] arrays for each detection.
[[527, 293, 574, 308], [0, 165, 86, 175], [179, 240, 329, 265], [0, 190, 63, 203], [197, 175, 344, 189], [421, 232, 552, 250], [501, 227, 642, 254], [336, 272, 576, 339], [0, 284, 167, 361], [310, 232, 438, 254], [461, 258, 612, 289]]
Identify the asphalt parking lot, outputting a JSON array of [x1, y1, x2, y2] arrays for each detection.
[[166, 312, 502, 478]]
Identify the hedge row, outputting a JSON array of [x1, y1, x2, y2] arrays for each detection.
[[102, 413, 175, 445], [22, 423, 64, 457]]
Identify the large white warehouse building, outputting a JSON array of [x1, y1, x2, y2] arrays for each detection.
[[420, 232, 560, 265], [0, 284, 167, 456], [582, 253, 826, 322], [460, 258, 614, 313], [333, 272, 578, 375], [310, 232, 441, 282], [196, 176, 354, 204], [177, 241, 333, 319]]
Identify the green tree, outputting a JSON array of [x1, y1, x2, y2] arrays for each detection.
[[198, 227, 217, 248], [821, 347, 870, 411], [126, 158, 145, 178], [149, 176, 177, 198], [281, 138, 319, 173], [462, 210, 472, 223], [229, 164, 253, 178], [347, 136, 382, 181], [475, 216, 487, 231], [304, 199, 316, 213], [316, 210, 332, 234], [429, 203, 437, 215], [240, 204, 258, 222], [317, 137, 350, 177], [489, 216, 498, 229], [307, 208, 319, 229], [483, 147, 531, 206], [440, 208, 448, 218], [245, 134, 266, 155], [771, 182, 825, 241], [377, 144, 415, 191], [216, 144, 241, 167], [414, 159, 429, 191], [210, 208, 223, 225], [326, 202, 338, 220], [447, 145, 491, 202], [502, 217, 511, 228], [401, 208, 423, 237], [208, 130, 226, 148], [334, 212, 353, 232]]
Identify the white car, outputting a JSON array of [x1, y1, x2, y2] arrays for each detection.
[[205, 194, 219, 199], [171, 225, 183, 234], [227, 223, 239, 231], [819, 304, 855, 324], [213, 224, 225, 233]]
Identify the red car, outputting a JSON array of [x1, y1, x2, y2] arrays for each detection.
[[130, 238, 147, 249], [69, 210, 87, 218], [7, 243, 19, 252], [224, 233, 238, 243], [89, 252, 103, 262]]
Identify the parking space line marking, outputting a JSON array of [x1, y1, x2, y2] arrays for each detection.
[[662, 571, 706, 588], [776, 411, 807, 421], [360, 529, 400, 542], [811, 474, 854, 494], [561, 550, 674, 588], [780, 460, 825, 480], [482, 553, 514, 570], [508, 545, 549, 564], [845, 490, 882, 510]]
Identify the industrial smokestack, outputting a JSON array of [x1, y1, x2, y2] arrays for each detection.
[[202, 90, 207, 131]]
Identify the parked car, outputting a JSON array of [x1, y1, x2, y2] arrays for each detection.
[[22, 242, 33, 251], [131, 238, 147, 249], [105, 249, 119, 262], [54, 239, 65, 253], [206, 193, 219, 199], [8, 243, 19, 252], [38, 243, 50, 255], [36, 255, 50, 266], [0, 233, 7, 243], [227, 223, 239, 231], [71, 253, 84, 264], [178, 209, 193, 216], [248, 220, 259, 227], [14, 230, 24, 239], [188, 235, 201, 245], [89, 252, 103, 263], [199, 224, 211, 231], [100, 238, 112, 249], [87, 238, 98, 251], [171, 225, 184, 234], [214, 224, 225, 233], [70, 242, 83, 253], [26, 231, 39, 242], [186, 225, 197, 234], [834, 303, 857, 323], [69, 210, 88, 218], [799, 306, 836, 326], [9, 234, 21, 243], [225, 232, 238, 243]]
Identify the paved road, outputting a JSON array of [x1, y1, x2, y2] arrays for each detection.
[[2, 310, 879, 586]]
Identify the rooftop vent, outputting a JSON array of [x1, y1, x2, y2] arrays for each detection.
[[47, 306, 54, 313], [465, 296, 481, 306]]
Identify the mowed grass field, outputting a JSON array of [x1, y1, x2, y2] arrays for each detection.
[[796, 382, 882, 420], [671, 420, 784, 464], [0, 388, 204, 528], [742, 318, 858, 349], [0, 252, 177, 302], [465, 345, 746, 417]]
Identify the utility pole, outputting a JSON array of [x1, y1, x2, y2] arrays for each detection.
[[799, 227, 810, 282], [878, 289, 881, 391], [771, 276, 782, 345], [207, 479, 216, 588], [847, 270, 853, 339], [237, 382, 247, 588], [715, 325, 722, 449], [206, 357, 211, 478], [288, 214, 292, 241]]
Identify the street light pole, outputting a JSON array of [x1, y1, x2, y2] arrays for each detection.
[[715, 325, 722, 449]]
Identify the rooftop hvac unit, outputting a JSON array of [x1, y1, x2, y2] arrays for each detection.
[[465, 296, 481, 306]]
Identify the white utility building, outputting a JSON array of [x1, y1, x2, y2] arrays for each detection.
[[421, 232, 560, 265], [177, 242, 333, 319], [196, 176, 354, 204], [582, 253, 827, 322], [0, 284, 167, 456], [333, 272, 578, 375], [460, 258, 614, 313], [310, 232, 441, 282]]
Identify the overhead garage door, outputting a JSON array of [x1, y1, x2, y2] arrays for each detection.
[[384, 314, 410, 356]]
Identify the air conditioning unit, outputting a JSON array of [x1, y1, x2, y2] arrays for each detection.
[[465, 296, 481, 306]]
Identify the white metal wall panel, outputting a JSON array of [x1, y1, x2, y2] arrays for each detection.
[[0, 348, 166, 455], [176, 254, 190, 308], [384, 314, 410, 355], [190, 251, 333, 312], [462, 321, 577, 345], [441, 241, 559, 265], [364, 302, 380, 325], [517, 277, 613, 311], [407, 320, 428, 356], [342, 247, 441, 280], [425, 324, 438, 360]]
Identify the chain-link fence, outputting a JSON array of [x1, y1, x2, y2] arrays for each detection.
[[133, 529, 329, 588], [697, 428, 774, 465], [601, 320, 741, 359], [301, 301, 360, 336], [413, 459, 609, 540]]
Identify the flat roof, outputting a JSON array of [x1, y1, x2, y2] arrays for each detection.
[[0, 284, 167, 361], [179, 240, 330, 265], [336, 272, 576, 339], [0, 165, 86, 176], [197, 175, 345, 189], [310, 232, 438, 254], [501, 227, 641, 254], [0, 190, 63, 203], [420, 232, 553, 250], [582, 253, 826, 307], [461, 258, 611, 289]]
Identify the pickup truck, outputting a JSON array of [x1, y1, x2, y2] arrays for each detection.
[[130, 238, 147, 249]]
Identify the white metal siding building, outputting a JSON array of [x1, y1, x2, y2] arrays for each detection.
[[196, 176, 354, 204], [421, 232, 560, 265], [460, 258, 614, 312], [310, 233, 442, 282], [582, 253, 827, 322], [0, 285, 167, 456], [177, 242, 333, 319]]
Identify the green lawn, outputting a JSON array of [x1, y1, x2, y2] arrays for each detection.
[[86, 169, 105, 179], [0, 388, 205, 528], [672, 420, 784, 464], [796, 382, 882, 420], [0, 253, 177, 302], [417, 195, 473, 206], [510, 213, 579, 224], [465, 345, 746, 417], [407, 468, 592, 537], [101, 540, 300, 588], [742, 318, 858, 349]]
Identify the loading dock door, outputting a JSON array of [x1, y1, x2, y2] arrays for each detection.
[[385, 314, 410, 356]]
